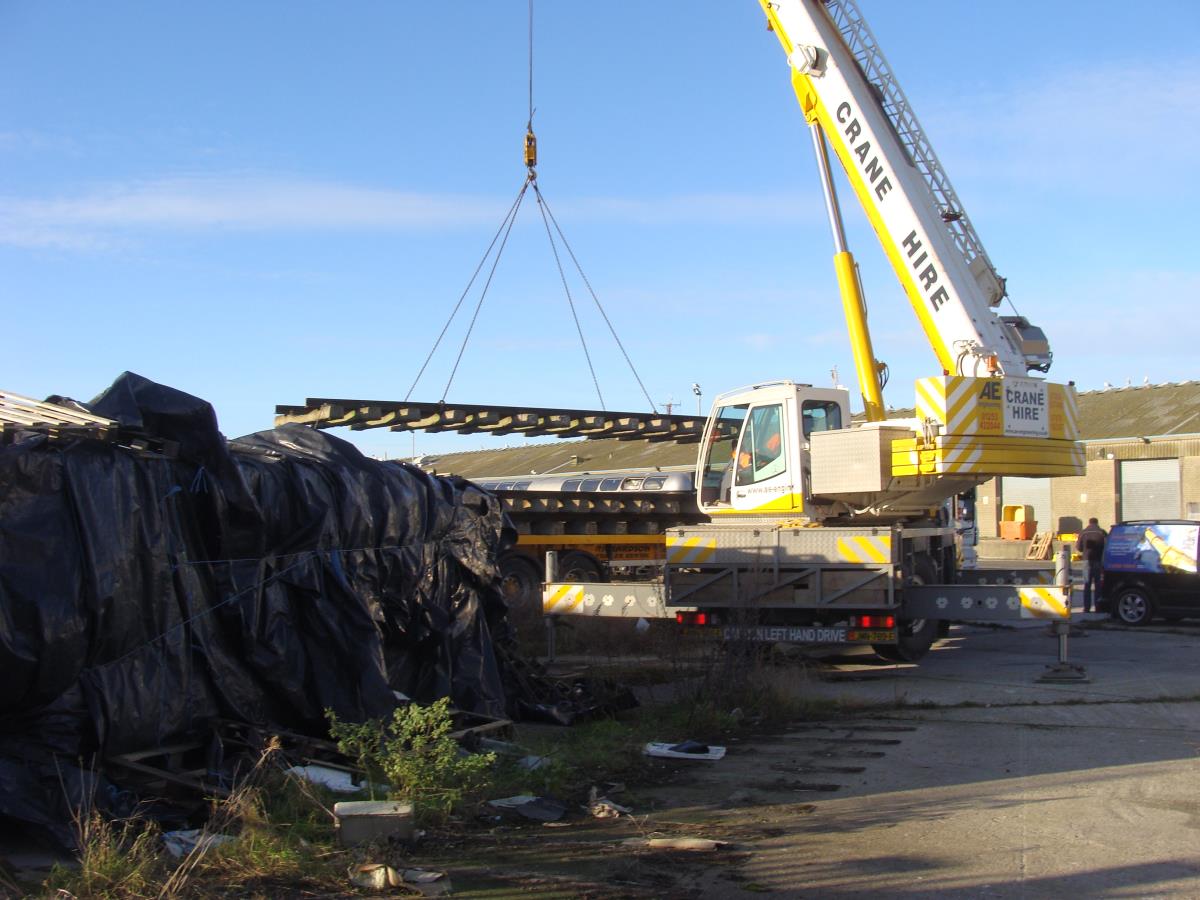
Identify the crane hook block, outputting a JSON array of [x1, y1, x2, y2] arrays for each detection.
[[524, 128, 538, 171]]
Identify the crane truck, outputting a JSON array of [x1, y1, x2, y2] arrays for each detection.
[[276, 0, 1084, 661], [536, 0, 1082, 661]]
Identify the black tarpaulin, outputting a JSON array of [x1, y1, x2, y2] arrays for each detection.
[[0, 372, 517, 844]]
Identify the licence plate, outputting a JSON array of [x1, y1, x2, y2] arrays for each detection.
[[847, 629, 897, 643]]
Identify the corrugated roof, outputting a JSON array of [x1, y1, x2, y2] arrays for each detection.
[[423, 435, 699, 479], [1075, 381, 1200, 440], [423, 382, 1200, 478]]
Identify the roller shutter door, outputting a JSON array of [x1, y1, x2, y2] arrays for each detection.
[[1000, 476, 1052, 532], [1120, 459, 1180, 520]]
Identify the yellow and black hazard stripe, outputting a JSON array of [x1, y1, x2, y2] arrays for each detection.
[[665, 535, 717, 564], [542, 584, 585, 615], [1018, 586, 1069, 619], [835, 534, 892, 564]]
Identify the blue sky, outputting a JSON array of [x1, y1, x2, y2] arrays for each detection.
[[4, 1, 1198, 458]]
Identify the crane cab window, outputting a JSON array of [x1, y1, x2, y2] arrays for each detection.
[[802, 400, 842, 437], [735, 404, 786, 486], [699, 404, 748, 504]]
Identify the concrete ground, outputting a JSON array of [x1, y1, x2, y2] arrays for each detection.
[[632, 614, 1200, 898], [8, 598, 1199, 897]]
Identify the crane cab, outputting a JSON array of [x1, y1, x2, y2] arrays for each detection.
[[696, 381, 849, 516]]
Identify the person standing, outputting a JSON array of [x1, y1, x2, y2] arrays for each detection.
[[1076, 518, 1108, 613]]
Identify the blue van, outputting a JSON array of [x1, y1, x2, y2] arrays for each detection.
[[1098, 520, 1200, 625]]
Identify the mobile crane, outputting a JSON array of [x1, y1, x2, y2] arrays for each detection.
[[277, 0, 1084, 661], [537, 0, 1083, 660]]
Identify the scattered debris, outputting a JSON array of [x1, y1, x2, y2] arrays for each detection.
[[505, 655, 640, 725], [161, 829, 235, 860], [350, 864, 400, 890], [334, 800, 415, 846], [644, 741, 726, 761], [487, 795, 568, 822], [350, 863, 449, 894], [286, 765, 362, 794], [586, 786, 631, 818], [622, 837, 728, 852]]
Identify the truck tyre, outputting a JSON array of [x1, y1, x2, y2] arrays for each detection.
[[873, 617, 938, 663], [1113, 585, 1154, 626], [498, 553, 541, 614], [874, 554, 940, 662], [558, 550, 606, 583]]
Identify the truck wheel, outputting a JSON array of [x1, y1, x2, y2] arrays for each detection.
[[873, 618, 938, 662], [874, 554, 940, 662], [1114, 586, 1154, 626], [498, 554, 541, 614], [559, 550, 606, 583]]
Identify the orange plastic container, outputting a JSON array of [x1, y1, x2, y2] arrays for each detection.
[[1000, 520, 1036, 540]]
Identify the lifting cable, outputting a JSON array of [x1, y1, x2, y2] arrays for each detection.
[[407, 0, 657, 412], [533, 182, 606, 409], [402, 182, 530, 402], [533, 184, 657, 412]]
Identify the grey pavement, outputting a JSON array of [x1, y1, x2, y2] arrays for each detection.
[[639, 618, 1200, 898]]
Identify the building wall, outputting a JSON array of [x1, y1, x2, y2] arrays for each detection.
[[1050, 458, 1118, 533], [1182, 456, 1200, 520], [976, 478, 999, 538]]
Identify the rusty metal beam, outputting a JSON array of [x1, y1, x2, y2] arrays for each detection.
[[274, 398, 708, 444]]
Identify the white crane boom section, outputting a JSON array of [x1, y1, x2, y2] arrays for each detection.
[[763, 0, 1034, 378]]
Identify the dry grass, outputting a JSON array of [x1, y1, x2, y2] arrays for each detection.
[[42, 739, 348, 900]]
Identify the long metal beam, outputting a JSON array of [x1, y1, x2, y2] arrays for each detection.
[[274, 398, 708, 444]]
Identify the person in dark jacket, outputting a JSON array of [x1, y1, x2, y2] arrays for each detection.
[[1076, 518, 1108, 613]]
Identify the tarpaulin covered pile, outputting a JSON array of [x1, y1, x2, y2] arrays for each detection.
[[0, 373, 517, 844]]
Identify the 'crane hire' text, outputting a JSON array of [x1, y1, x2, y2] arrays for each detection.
[[835, 102, 893, 201], [902, 230, 950, 312]]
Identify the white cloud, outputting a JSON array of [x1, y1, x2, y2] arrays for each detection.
[[0, 175, 822, 249], [0, 177, 502, 233], [0, 223, 112, 251]]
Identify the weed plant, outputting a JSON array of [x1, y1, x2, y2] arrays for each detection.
[[326, 697, 497, 824]]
